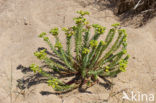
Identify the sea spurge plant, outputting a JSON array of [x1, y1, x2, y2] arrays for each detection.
[[29, 10, 129, 93]]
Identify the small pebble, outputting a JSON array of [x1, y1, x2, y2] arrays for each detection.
[[23, 17, 29, 25], [132, 57, 135, 59], [24, 22, 28, 25]]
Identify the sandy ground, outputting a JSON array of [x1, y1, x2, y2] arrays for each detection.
[[0, 0, 156, 103]]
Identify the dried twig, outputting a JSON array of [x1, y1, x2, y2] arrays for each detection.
[[133, 0, 143, 10]]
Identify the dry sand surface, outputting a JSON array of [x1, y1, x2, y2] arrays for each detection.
[[0, 0, 156, 103]]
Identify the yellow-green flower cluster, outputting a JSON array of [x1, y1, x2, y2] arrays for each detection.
[[47, 78, 59, 88], [111, 23, 120, 28], [118, 29, 126, 36], [30, 64, 40, 73], [39, 32, 47, 38], [77, 10, 89, 16], [82, 48, 90, 54], [92, 24, 106, 34], [105, 66, 110, 72], [73, 17, 86, 24], [90, 40, 98, 48], [62, 27, 68, 32], [55, 41, 62, 49], [34, 49, 47, 60], [43, 37, 49, 41], [74, 10, 89, 25], [49, 27, 59, 36], [38, 32, 49, 42], [62, 27, 75, 37], [119, 59, 128, 72]]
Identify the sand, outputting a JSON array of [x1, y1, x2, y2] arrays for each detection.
[[0, 0, 156, 103]]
